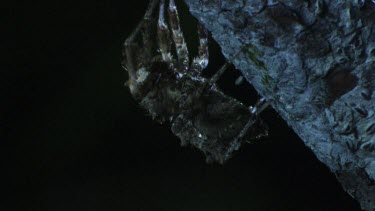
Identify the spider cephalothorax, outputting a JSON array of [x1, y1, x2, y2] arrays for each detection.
[[122, 0, 269, 163]]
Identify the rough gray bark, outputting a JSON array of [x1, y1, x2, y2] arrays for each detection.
[[183, 0, 375, 210]]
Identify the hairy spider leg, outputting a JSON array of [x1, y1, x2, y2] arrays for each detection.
[[209, 50, 242, 84], [237, 98, 270, 142], [191, 22, 209, 73], [224, 97, 270, 161], [167, 0, 190, 71], [250, 97, 270, 116], [141, 0, 159, 63], [196, 50, 243, 96], [158, 0, 173, 62], [123, 27, 141, 81], [123, 0, 159, 81]]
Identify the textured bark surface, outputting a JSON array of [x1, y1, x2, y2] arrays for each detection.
[[183, 0, 375, 210]]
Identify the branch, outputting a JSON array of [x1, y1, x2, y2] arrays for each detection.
[[183, 0, 375, 210]]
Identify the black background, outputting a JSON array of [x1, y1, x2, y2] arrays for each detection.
[[2, 0, 361, 210]]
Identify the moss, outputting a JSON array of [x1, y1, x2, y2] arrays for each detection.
[[244, 44, 267, 71], [244, 44, 276, 91], [262, 74, 274, 87]]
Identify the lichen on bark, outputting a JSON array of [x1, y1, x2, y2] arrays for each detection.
[[183, 0, 375, 210]]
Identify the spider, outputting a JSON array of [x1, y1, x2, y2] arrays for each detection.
[[122, 0, 270, 163]]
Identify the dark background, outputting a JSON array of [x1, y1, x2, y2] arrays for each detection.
[[2, 0, 361, 210]]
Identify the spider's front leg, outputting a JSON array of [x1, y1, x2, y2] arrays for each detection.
[[122, 0, 159, 97], [142, 0, 160, 63], [167, 0, 189, 71], [157, 0, 173, 62], [191, 22, 209, 73]]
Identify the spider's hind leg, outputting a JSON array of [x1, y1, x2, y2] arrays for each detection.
[[224, 97, 270, 160], [197, 50, 243, 96], [237, 98, 270, 141], [209, 50, 242, 84]]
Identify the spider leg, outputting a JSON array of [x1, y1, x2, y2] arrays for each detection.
[[196, 50, 242, 97], [141, 0, 159, 62], [209, 50, 242, 84], [225, 97, 270, 160], [158, 0, 173, 62], [191, 22, 209, 72], [123, 0, 159, 81], [236, 98, 270, 141], [167, 0, 190, 71], [123, 26, 141, 81], [249, 97, 270, 116]]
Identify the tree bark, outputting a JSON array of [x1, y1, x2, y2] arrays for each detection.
[[183, 0, 375, 210]]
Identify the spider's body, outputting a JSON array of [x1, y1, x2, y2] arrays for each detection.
[[122, 0, 269, 163]]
